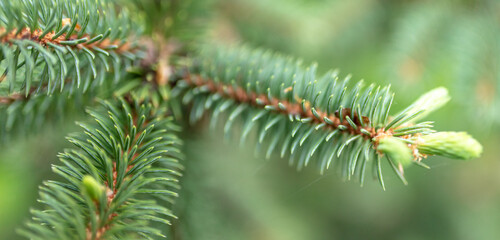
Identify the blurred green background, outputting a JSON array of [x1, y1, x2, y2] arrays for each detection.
[[1, 0, 500, 239]]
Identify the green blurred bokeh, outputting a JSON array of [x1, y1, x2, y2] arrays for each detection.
[[2, 0, 500, 239]]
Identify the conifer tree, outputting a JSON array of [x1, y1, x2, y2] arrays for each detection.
[[0, 0, 483, 239]]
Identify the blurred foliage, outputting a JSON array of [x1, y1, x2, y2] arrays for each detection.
[[122, 0, 213, 44], [1, 0, 500, 239]]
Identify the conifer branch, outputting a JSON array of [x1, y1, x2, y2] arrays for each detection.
[[19, 98, 184, 239], [0, 0, 147, 140], [0, 0, 143, 96], [0, 0, 485, 238], [172, 45, 481, 187]]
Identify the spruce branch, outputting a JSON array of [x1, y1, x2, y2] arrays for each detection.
[[0, 1, 485, 239], [172, 45, 482, 187], [0, 0, 143, 96], [19, 98, 184, 239], [0, 19, 134, 56], [1, 1, 487, 238], [0, 0, 146, 141]]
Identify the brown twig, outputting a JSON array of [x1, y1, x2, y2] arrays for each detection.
[[182, 72, 396, 142], [0, 93, 23, 104], [0, 18, 133, 53]]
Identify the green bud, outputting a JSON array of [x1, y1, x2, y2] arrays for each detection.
[[404, 87, 451, 122], [81, 175, 104, 201], [417, 132, 482, 160], [378, 137, 413, 167]]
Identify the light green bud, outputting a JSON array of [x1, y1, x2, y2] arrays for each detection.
[[417, 132, 482, 160], [404, 87, 451, 122], [378, 137, 413, 167], [81, 175, 104, 201]]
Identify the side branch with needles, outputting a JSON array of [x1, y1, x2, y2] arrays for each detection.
[[0, 18, 133, 54], [175, 65, 481, 187]]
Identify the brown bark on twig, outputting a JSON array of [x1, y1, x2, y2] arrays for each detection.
[[0, 18, 133, 53]]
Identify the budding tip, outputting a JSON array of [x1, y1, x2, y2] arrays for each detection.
[[81, 175, 104, 201], [417, 132, 482, 160], [377, 137, 413, 167]]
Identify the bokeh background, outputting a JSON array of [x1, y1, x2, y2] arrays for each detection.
[[1, 0, 500, 239]]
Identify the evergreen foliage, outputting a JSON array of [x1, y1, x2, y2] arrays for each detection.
[[0, 0, 485, 239], [0, 0, 142, 95], [0, 0, 144, 140], [175, 45, 480, 187], [19, 98, 183, 239]]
